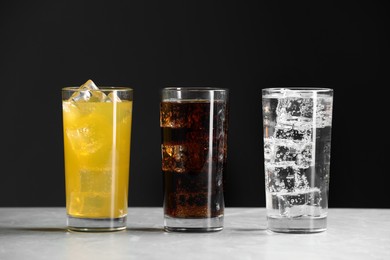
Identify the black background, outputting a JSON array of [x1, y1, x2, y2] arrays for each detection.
[[0, 1, 388, 208]]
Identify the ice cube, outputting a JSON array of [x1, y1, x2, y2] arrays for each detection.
[[266, 165, 309, 193], [266, 166, 296, 192], [161, 142, 207, 173], [65, 126, 103, 155], [70, 89, 91, 102], [70, 79, 107, 102], [270, 140, 312, 168], [80, 168, 112, 192], [276, 97, 313, 126], [161, 144, 188, 173], [277, 188, 322, 217], [275, 125, 312, 142], [160, 102, 188, 128], [69, 191, 111, 216], [285, 205, 322, 217], [293, 168, 309, 190], [295, 143, 312, 168], [82, 79, 99, 90], [276, 96, 332, 128], [275, 146, 298, 163]]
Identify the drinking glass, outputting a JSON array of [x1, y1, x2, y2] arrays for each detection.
[[62, 86, 133, 231], [160, 87, 229, 232], [262, 87, 333, 233]]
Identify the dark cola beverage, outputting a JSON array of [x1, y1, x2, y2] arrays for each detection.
[[161, 99, 228, 221]]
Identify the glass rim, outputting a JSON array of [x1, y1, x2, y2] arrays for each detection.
[[162, 87, 228, 92], [263, 87, 333, 93], [62, 86, 133, 92]]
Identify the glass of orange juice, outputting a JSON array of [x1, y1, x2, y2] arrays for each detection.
[[62, 80, 133, 232]]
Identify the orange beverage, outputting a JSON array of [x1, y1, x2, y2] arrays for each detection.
[[62, 82, 132, 231]]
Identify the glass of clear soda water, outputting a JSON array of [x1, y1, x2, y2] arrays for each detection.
[[262, 88, 333, 233]]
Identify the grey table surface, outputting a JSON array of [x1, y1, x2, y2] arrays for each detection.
[[0, 208, 389, 260]]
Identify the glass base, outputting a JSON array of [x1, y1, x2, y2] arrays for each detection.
[[164, 215, 223, 232], [67, 215, 127, 232], [267, 216, 327, 233]]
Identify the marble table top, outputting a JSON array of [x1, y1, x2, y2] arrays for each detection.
[[0, 207, 389, 259]]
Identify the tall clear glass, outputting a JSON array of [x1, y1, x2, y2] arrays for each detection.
[[160, 87, 229, 232], [262, 88, 333, 233], [62, 87, 133, 232]]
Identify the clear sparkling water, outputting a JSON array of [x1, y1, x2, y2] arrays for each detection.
[[263, 90, 332, 232]]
